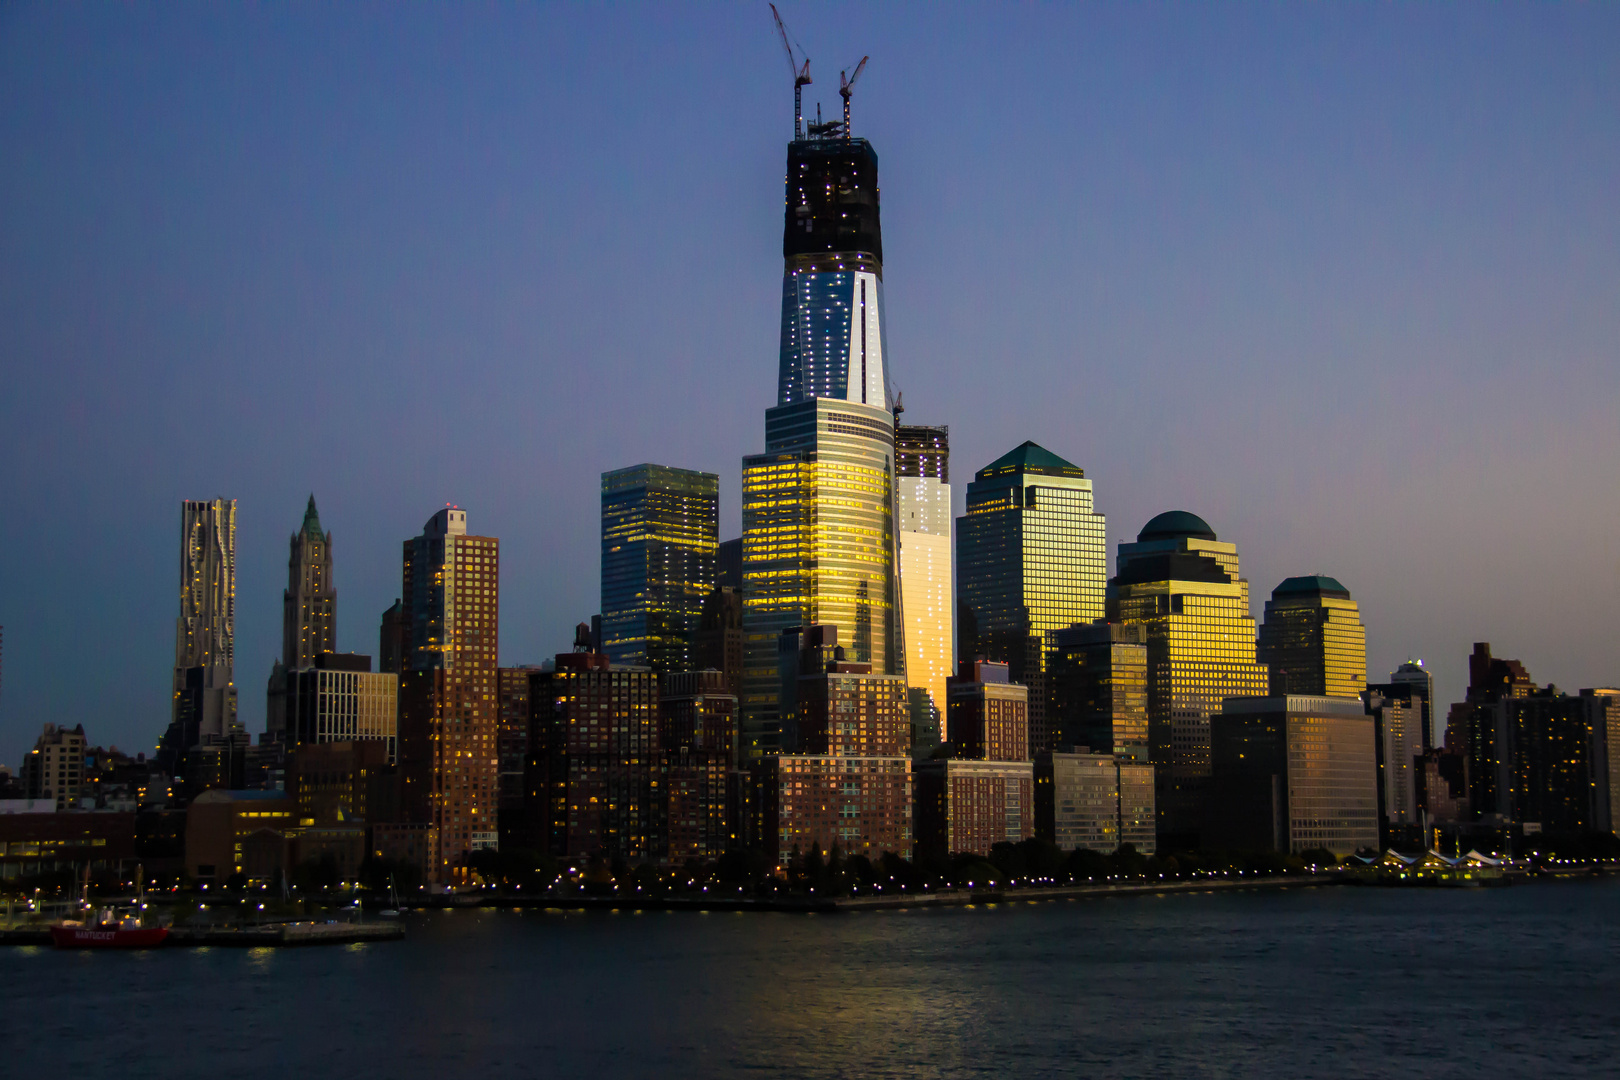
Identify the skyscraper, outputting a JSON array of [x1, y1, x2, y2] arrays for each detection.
[[1257, 576, 1367, 698], [956, 441, 1107, 754], [1210, 695, 1379, 857], [1107, 511, 1269, 846], [1388, 659, 1437, 751], [600, 464, 719, 675], [160, 498, 242, 782], [741, 119, 900, 759], [396, 507, 500, 880], [1049, 621, 1150, 762], [896, 424, 953, 745], [282, 495, 336, 669]]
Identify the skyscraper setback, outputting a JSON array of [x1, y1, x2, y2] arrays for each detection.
[[1108, 511, 1269, 845], [956, 441, 1107, 754], [741, 112, 900, 758]]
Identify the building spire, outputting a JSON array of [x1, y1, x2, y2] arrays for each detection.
[[301, 494, 323, 539]]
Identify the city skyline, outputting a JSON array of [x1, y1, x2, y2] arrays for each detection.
[[4, 4, 1620, 765]]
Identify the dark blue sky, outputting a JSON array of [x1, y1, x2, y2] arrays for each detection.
[[2, 3, 1617, 765]]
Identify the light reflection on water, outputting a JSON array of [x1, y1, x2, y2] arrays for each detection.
[[5, 879, 1619, 1079]]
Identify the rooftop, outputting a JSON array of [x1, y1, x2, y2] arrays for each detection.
[[1137, 510, 1216, 543], [1272, 574, 1351, 600], [976, 441, 1085, 480]]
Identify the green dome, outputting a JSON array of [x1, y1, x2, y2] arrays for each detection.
[[1137, 511, 1216, 543], [1273, 575, 1351, 599]]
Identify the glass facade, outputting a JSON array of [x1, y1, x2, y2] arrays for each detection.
[[743, 131, 896, 761], [1049, 621, 1150, 762], [600, 464, 719, 675], [779, 269, 887, 407], [1211, 696, 1379, 856], [741, 398, 897, 757], [956, 442, 1107, 754], [1108, 512, 1269, 844], [897, 425, 952, 744], [1257, 576, 1367, 698]]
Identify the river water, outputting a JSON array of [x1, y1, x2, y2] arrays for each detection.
[[6, 878, 1619, 1078]]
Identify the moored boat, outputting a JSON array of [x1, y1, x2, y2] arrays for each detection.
[[50, 920, 169, 949]]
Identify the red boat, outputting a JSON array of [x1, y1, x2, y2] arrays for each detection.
[[50, 921, 169, 949], [50, 865, 168, 948]]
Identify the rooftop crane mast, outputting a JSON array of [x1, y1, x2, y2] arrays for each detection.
[[770, 4, 812, 139], [839, 56, 868, 141]]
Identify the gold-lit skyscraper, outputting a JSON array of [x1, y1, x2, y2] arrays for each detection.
[[955, 442, 1107, 754], [1257, 576, 1367, 698], [896, 424, 952, 744], [742, 398, 898, 757], [397, 507, 500, 881], [1107, 511, 1269, 845], [741, 110, 899, 759]]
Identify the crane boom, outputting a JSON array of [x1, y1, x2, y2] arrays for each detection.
[[770, 3, 812, 138], [839, 56, 868, 138]]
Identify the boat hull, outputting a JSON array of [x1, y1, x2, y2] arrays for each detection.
[[50, 925, 170, 949]]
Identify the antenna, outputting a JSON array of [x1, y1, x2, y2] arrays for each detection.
[[770, 4, 812, 138], [839, 56, 868, 139]]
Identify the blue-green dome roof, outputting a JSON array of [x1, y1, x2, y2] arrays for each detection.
[[1137, 511, 1216, 543], [1273, 574, 1351, 599]]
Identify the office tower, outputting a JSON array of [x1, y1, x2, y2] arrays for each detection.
[[896, 424, 953, 747], [1369, 659, 1437, 754], [1108, 511, 1269, 847], [267, 652, 398, 761], [741, 116, 900, 761], [1034, 752, 1157, 854], [527, 651, 663, 861], [956, 442, 1107, 755], [1363, 688, 1423, 847], [497, 665, 543, 825], [1257, 576, 1367, 698], [915, 660, 1036, 858], [20, 724, 88, 810], [1210, 695, 1379, 856], [601, 465, 719, 675], [661, 669, 738, 863], [694, 585, 744, 698], [283, 495, 336, 670], [160, 498, 244, 785], [1049, 621, 1150, 762], [396, 508, 500, 880]]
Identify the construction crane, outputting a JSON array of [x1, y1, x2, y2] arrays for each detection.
[[770, 4, 812, 139], [839, 56, 868, 139]]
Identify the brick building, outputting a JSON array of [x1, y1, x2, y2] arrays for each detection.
[[916, 660, 1036, 857], [527, 652, 664, 862], [660, 669, 737, 863]]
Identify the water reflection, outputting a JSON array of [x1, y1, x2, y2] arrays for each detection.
[[1, 881, 1617, 1079]]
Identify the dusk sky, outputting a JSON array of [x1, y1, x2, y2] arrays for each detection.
[[2, 3, 1617, 765]]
